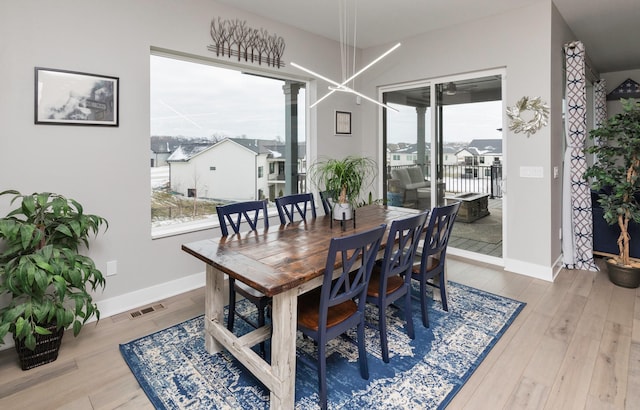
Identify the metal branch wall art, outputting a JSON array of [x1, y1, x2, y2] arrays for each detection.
[[208, 17, 285, 68]]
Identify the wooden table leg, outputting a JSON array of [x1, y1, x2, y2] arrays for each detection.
[[204, 264, 225, 354], [270, 288, 297, 409]]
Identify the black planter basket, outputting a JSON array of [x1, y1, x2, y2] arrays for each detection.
[[14, 324, 65, 370], [606, 259, 640, 289]]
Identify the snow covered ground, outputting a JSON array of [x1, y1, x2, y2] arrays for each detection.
[[151, 166, 169, 189]]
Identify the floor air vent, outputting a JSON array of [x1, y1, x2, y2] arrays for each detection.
[[129, 303, 165, 319]]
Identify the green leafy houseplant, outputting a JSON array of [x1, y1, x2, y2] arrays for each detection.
[[0, 190, 108, 355], [310, 156, 377, 210], [585, 99, 640, 273]]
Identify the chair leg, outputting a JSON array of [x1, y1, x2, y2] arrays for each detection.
[[227, 278, 236, 331], [420, 278, 429, 328], [379, 305, 389, 363], [357, 316, 369, 380], [318, 341, 328, 410], [440, 273, 449, 312]]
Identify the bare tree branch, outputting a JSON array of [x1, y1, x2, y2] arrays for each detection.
[[255, 28, 268, 65], [208, 18, 285, 67], [247, 29, 259, 62], [231, 19, 249, 61], [209, 17, 222, 55]]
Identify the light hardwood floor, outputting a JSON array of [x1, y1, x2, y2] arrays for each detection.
[[0, 256, 638, 409]]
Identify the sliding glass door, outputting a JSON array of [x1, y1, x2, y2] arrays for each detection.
[[384, 83, 432, 210], [382, 71, 504, 259]]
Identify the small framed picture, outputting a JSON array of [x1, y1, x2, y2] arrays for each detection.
[[35, 67, 119, 126], [335, 110, 351, 135]]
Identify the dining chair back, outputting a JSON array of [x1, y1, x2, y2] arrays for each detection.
[[215, 200, 271, 355], [275, 192, 317, 224], [366, 211, 429, 363], [217, 200, 269, 237], [297, 224, 386, 410], [411, 201, 460, 328], [318, 190, 332, 216]]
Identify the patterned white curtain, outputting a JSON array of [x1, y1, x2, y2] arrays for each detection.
[[561, 41, 598, 271], [594, 79, 607, 128]]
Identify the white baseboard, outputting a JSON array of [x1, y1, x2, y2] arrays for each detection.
[[96, 271, 206, 319], [448, 248, 504, 267], [0, 271, 207, 352], [552, 254, 564, 280], [503, 258, 555, 282]]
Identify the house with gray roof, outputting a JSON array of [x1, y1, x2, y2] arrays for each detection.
[[167, 138, 306, 201], [387, 143, 431, 168], [456, 139, 503, 166]]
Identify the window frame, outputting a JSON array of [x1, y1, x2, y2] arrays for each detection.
[[150, 50, 308, 239]]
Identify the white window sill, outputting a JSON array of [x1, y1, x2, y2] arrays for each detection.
[[152, 217, 219, 239], [151, 207, 283, 240]]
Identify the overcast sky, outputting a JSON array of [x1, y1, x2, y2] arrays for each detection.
[[151, 55, 502, 144], [151, 55, 304, 141], [387, 101, 503, 144]]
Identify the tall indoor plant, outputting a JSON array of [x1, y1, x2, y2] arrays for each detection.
[[310, 156, 377, 219], [0, 190, 108, 369], [585, 98, 640, 288]]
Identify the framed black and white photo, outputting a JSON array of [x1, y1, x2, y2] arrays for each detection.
[[335, 110, 351, 135], [35, 67, 119, 126]]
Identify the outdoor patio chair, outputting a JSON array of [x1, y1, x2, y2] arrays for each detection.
[[216, 200, 271, 355], [366, 211, 428, 363], [275, 192, 317, 224], [297, 224, 386, 410], [411, 201, 460, 328], [389, 166, 430, 204]]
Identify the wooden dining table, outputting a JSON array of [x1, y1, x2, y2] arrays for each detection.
[[181, 204, 419, 409]]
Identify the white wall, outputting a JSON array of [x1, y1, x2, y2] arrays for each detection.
[[0, 0, 343, 316], [358, 1, 568, 279]]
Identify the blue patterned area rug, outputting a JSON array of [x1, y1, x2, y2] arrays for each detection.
[[120, 282, 524, 409]]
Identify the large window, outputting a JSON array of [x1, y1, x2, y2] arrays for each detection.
[[150, 54, 305, 235]]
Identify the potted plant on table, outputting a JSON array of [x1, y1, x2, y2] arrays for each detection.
[[0, 190, 108, 369], [310, 156, 377, 220], [585, 98, 640, 288]]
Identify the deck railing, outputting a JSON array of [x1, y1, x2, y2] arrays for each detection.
[[388, 163, 503, 198]]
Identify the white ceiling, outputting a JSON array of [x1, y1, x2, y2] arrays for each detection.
[[216, 0, 640, 74]]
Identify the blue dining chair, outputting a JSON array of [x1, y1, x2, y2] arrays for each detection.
[[297, 224, 386, 410], [216, 200, 271, 355], [411, 201, 460, 328], [275, 192, 317, 224], [366, 211, 428, 363]]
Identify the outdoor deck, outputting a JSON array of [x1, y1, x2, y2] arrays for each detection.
[[401, 196, 503, 258], [448, 197, 502, 258]]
